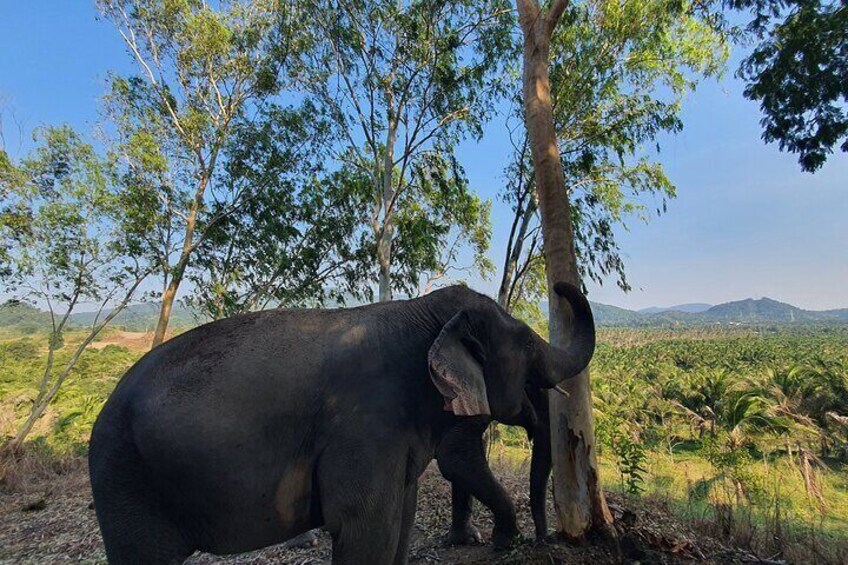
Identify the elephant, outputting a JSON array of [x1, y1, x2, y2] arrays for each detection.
[[438, 384, 552, 548], [88, 282, 594, 565]]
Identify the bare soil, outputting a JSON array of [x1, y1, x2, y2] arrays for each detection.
[[88, 331, 161, 352], [0, 453, 752, 564]]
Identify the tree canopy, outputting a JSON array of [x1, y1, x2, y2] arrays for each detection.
[[732, 0, 847, 172], [298, 0, 511, 300], [99, 0, 304, 344]]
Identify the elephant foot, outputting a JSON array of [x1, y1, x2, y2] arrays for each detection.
[[491, 526, 520, 550], [285, 530, 319, 549], [446, 524, 483, 546], [533, 531, 553, 545]]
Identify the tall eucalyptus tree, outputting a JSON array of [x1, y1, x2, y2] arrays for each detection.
[[300, 0, 511, 300], [99, 0, 304, 346], [514, 0, 727, 542]]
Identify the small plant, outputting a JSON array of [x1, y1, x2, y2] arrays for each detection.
[[615, 432, 648, 495], [597, 412, 647, 494]]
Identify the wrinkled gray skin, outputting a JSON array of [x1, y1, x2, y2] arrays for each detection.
[[442, 385, 552, 548], [88, 282, 594, 565]]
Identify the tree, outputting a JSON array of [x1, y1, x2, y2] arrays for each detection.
[[185, 103, 373, 317], [501, 0, 726, 316], [98, 0, 302, 346], [516, 0, 616, 542], [0, 126, 149, 452], [300, 0, 510, 301], [514, 0, 728, 542], [731, 0, 847, 172]]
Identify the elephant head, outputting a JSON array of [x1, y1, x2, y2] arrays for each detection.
[[427, 281, 595, 421]]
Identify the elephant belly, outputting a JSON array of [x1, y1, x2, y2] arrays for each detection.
[[134, 419, 322, 555], [187, 458, 322, 555]]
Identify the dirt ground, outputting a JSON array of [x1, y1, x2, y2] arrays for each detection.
[[88, 331, 161, 352], [0, 454, 754, 564]]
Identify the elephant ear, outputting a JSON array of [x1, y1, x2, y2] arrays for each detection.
[[428, 310, 490, 416]]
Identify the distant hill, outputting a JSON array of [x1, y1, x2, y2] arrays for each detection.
[[0, 301, 51, 331], [69, 303, 202, 332], [639, 303, 713, 314], [587, 302, 642, 326], [543, 300, 643, 326], [701, 298, 848, 324], [531, 296, 847, 327], [2, 296, 846, 331], [0, 302, 202, 333], [589, 297, 848, 327]]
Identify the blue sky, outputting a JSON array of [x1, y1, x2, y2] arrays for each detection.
[[1, 2, 845, 311]]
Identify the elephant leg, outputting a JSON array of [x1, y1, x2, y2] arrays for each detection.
[[319, 445, 406, 565], [285, 529, 319, 548], [446, 482, 482, 545], [391, 481, 419, 565], [91, 443, 194, 564], [437, 420, 518, 549]]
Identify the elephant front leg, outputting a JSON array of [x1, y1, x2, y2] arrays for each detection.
[[527, 388, 552, 541], [529, 420, 552, 541], [437, 419, 518, 549], [446, 482, 483, 545]]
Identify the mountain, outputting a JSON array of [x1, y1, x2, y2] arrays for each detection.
[[69, 303, 202, 332], [582, 297, 848, 327], [3, 296, 846, 332], [0, 301, 51, 331], [544, 300, 643, 326], [639, 303, 713, 314], [588, 302, 642, 326], [702, 298, 848, 324], [0, 301, 202, 332], [704, 297, 802, 323]]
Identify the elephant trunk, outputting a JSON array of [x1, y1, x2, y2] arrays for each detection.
[[526, 388, 552, 539], [538, 282, 596, 388]]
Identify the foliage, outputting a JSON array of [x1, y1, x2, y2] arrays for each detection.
[[184, 102, 373, 317], [0, 333, 139, 453], [1, 127, 146, 314], [589, 326, 848, 546], [731, 0, 847, 172], [299, 0, 512, 299], [99, 0, 305, 342], [593, 327, 848, 467], [0, 126, 149, 450], [0, 301, 51, 333]]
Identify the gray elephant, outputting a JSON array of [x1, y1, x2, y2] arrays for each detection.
[[88, 282, 594, 564]]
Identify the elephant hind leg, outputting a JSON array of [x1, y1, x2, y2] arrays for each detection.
[[96, 502, 193, 565], [90, 441, 194, 564], [318, 445, 407, 565]]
